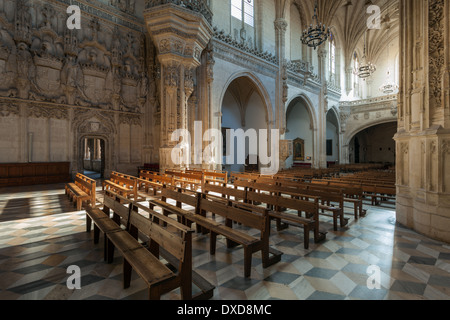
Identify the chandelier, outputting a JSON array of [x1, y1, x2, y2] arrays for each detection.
[[379, 44, 398, 94], [301, 0, 330, 50], [379, 70, 398, 94], [354, 32, 376, 79]]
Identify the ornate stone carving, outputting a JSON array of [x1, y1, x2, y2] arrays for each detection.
[[119, 113, 142, 126], [429, 0, 445, 109], [28, 105, 68, 120], [111, 0, 136, 15], [0, 104, 19, 117], [442, 140, 450, 155]]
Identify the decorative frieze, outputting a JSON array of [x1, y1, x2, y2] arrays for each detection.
[[28, 104, 68, 120]]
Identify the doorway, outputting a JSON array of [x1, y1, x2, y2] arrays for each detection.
[[82, 137, 105, 179]]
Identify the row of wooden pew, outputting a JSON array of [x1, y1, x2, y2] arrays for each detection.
[[64, 166, 394, 300]]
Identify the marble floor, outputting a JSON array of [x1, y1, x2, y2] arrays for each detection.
[[1, 183, 450, 301]]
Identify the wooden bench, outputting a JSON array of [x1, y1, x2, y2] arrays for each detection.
[[372, 185, 396, 205], [139, 171, 175, 196], [103, 172, 138, 200], [150, 186, 282, 278], [65, 173, 97, 211], [166, 170, 203, 191], [203, 180, 247, 203], [249, 181, 347, 231], [87, 191, 209, 300], [245, 189, 326, 249], [282, 180, 366, 220]]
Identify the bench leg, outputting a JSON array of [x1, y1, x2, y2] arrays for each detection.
[[123, 259, 132, 289], [77, 198, 82, 211], [339, 209, 348, 228], [149, 285, 161, 300], [107, 239, 115, 264], [93, 225, 100, 244], [333, 213, 338, 231], [303, 227, 310, 250], [210, 231, 217, 255], [86, 214, 92, 232], [243, 246, 252, 278]]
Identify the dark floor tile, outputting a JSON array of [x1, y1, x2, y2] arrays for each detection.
[[197, 260, 230, 271], [304, 267, 338, 280], [332, 236, 353, 242], [390, 280, 427, 295], [306, 291, 346, 300], [221, 276, 259, 291], [281, 254, 300, 263], [395, 242, 418, 249], [277, 240, 302, 248], [438, 252, 450, 260], [348, 285, 388, 300], [428, 275, 450, 288], [305, 250, 333, 259], [80, 274, 106, 287], [264, 271, 300, 285], [407, 256, 437, 266], [336, 247, 362, 256], [342, 263, 370, 275], [15, 263, 53, 275], [9, 279, 55, 295]]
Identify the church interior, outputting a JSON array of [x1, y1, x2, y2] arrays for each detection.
[[0, 0, 450, 301]]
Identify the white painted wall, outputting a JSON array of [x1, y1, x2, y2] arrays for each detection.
[[285, 100, 314, 168]]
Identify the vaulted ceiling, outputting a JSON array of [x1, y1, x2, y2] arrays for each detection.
[[291, 0, 400, 65]]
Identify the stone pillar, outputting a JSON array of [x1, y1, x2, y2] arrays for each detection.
[[317, 48, 328, 169], [144, 3, 213, 172], [274, 18, 288, 172], [395, 0, 450, 242], [274, 18, 288, 134]]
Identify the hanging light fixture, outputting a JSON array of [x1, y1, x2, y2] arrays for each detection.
[[354, 31, 376, 79], [379, 43, 398, 94], [301, 0, 330, 50]]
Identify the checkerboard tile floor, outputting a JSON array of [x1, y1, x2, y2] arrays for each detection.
[[1, 183, 450, 300]]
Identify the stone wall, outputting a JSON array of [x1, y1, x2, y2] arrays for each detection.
[[0, 0, 152, 178]]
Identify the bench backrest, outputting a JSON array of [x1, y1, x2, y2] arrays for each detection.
[[129, 208, 188, 262], [103, 193, 133, 227], [104, 191, 193, 268], [246, 190, 318, 217], [75, 173, 96, 207], [111, 172, 138, 193], [160, 185, 267, 233], [199, 195, 267, 232], [203, 180, 246, 202], [202, 171, 228, 184], [160, 186, 199, 209]]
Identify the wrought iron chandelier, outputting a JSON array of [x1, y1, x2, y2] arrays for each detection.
[[379, 69, 398, 94], [379, 44, 398, 94], [354, 32, 376, 79], [301, 0, 330, 50]]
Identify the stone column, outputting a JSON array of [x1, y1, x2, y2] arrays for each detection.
[[317, 48, 328, 169], [274, 18, 288, 134], [144, 3, 213, 172], [274, 18, 288, 172], [395, 0, 450, 242]]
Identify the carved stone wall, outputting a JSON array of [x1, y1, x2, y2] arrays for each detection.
[[0, 0, 150, 177], [395, 0, 450, 243]]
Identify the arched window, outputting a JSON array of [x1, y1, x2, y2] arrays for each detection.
[[353, 52, 360, 97], [231, 0, 254, 27], [329, 35, 336, 81], [353, 52, 358, 85]]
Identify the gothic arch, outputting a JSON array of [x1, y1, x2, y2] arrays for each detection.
[[220, 71, 274, 128], [71, 109, 117, 178], [285, 93, 318, 131], [344, 118, 397, 147]]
